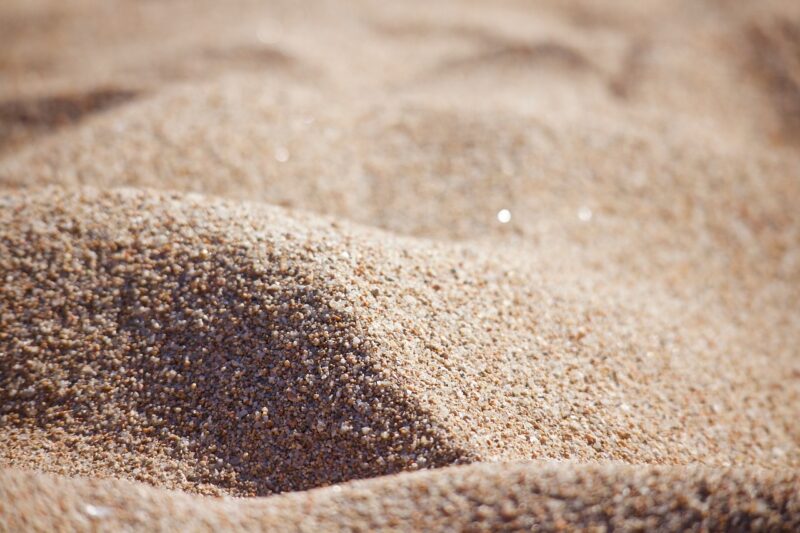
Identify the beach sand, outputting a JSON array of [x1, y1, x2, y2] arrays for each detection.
[[1, 0, 799, 530]]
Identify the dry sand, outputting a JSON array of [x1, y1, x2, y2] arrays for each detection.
[[3, 463, 799, 531], [1, 0, 799, 531]]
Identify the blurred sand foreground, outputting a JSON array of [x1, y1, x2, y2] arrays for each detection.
[[1, 0, 800, 530]]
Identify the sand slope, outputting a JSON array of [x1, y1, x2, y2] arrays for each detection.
[[1, 188, 798, 497], [1, 0, 800, 530]]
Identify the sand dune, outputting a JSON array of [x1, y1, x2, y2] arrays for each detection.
[[1, 0, 799, 530], [1, 188, 798, 495]]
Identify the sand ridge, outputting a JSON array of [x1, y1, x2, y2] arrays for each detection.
[[1, 0, 799, 530], [2, 463, 799, 531]]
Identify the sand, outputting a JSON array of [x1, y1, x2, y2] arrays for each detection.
[[3, 463, 799, 531], [1, 0, 799, 531]]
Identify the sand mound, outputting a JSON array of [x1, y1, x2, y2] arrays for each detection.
[[2, 187, 798, 502], [0, 187, 468, 496], [2, 462, 798, 531]]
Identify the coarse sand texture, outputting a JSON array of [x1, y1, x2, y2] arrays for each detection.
[[1, 0, 800, 531]]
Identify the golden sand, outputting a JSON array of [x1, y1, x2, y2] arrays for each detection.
[[3, 463, 799, 531], [1, 0, 799, 530]]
